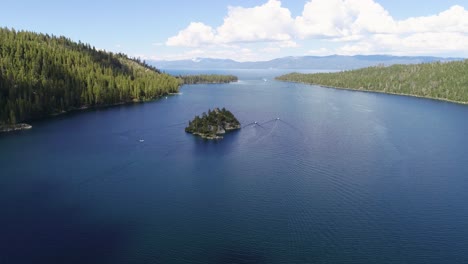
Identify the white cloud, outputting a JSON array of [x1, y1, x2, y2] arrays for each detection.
[[338, 32, 468, 56], [216, 0, 294, 43], [166, 22, 216, 47], [295, 0, 394, 38], [308, 48, 334, 56], [330, 3, 468, 56], [279, 40, 298, 48], [397, 5, 468, 34], [166, 0, 294, 47], [163, 0, 468, 58]]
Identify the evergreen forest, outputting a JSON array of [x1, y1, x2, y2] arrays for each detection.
[[276, 60, 468, 104], [179, 74, 238, 85], [0, 28, 180, 125]]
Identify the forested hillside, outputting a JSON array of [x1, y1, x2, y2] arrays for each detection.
[[0, 28, 180, 125], [277, 60, 468, 104]]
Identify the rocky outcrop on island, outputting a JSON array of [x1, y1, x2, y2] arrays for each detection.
[[185, 108, 241, 140]]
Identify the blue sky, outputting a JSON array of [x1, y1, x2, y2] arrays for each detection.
[[1, 0, 467, 61]]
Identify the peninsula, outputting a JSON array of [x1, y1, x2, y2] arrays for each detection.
[[185, 108, 241, 140], [178, 74, 238, 85], [276, 60, 468, 104], [0, 28, 180, 132]]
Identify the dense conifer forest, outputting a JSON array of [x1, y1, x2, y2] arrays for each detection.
[[178, 74, 238, 85], [185, 108, 241, 139], [0, 28, 180, 125], [276, 60, 468, 104]]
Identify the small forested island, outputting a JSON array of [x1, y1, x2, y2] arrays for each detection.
[[0, 27, 180, 132], [276, 60, 468, 104], [178, 74, 238, 85], [185, 108, 241, 140]]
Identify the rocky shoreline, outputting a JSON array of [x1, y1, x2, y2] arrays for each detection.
[[1, 93, 182, 134], [192, 123, 242, 140], [0, 123, 33, 133]]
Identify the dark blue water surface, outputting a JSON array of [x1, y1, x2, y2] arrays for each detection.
[[1, 69, 468, 264]]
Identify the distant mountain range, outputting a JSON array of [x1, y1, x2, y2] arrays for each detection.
[[151, 55, 463, 70]]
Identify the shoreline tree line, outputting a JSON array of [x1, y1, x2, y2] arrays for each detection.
[[276, 60, 468, 104], [0, 27, 180, 125]]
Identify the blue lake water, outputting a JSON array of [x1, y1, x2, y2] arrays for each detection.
[[1, 69, 468, 264]]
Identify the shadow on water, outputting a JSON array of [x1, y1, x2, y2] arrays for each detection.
[[191, 129, 242, 156], [0, 180, 131, 264], [213, 247, 269, 264]]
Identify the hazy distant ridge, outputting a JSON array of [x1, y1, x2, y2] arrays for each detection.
[[151, 55, 462, 70]]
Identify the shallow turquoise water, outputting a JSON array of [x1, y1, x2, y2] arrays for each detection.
[[1, 69, 468, 263]]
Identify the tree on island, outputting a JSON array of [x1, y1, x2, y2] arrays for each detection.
[[185, 107, 241, 140]]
